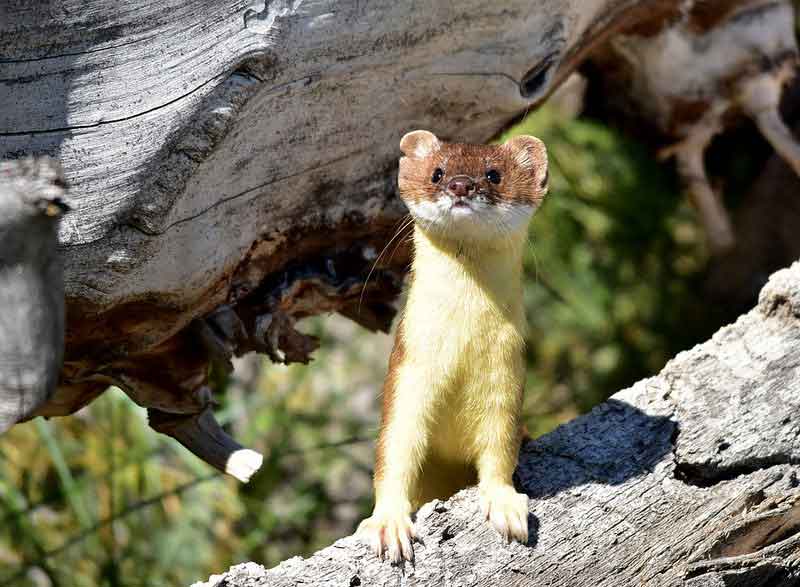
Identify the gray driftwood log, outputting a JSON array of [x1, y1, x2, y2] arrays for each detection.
[[0, 159, 69, 433], [195, 261, 800, 586], [2, 0, 799, 480]]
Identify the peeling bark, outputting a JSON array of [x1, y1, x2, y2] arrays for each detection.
[[194, 262, 800, 587]]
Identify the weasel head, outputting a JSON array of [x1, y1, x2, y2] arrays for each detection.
[[398, 130, 548, 242]]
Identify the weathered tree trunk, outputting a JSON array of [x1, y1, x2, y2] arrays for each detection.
[[194, 261, 800, 587], [2, 1, 798, 478], [0, 158, 68, 433]]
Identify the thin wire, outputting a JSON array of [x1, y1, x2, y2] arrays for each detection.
[[107, 394, 118, 581]]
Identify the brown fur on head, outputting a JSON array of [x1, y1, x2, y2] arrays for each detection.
[[397, 130, 548, 241]]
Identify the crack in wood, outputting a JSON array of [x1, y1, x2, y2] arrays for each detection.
[[674, 457, 800, 488], [0, 72, 226, 137], [124, 147, 372, 237], [0, 33, 160, 65]]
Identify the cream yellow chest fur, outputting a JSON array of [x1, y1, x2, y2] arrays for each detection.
[[395, 226, 527, 464]]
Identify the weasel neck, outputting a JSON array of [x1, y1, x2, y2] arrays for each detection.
[[408, 224, 527, 316]]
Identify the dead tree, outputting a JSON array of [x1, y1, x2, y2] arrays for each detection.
[[194, 261, 800, 587], [1, 1, 799, 481], [0, 159, 68, 433], [591, 1, 800, 254]]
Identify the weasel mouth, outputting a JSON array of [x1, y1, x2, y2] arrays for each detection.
[[448, 198, 476, 216]]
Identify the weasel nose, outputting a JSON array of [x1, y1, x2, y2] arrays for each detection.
[[446, 177, 476, 199]]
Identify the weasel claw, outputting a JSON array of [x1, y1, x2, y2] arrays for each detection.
[[479, 484, 529, 544], [357, 510, 416, 563]]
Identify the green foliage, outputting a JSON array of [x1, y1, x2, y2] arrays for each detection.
[[0, 389, 238, 587], [0, 320, 388, 586], [0, 106, 727, 585]]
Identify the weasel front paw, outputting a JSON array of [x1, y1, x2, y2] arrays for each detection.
[[357, 508, 417, 563], [479, 484, 529, 543]]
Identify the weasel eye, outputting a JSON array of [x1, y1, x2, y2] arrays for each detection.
[[431, 168, 444, 184], [486, 169, 501, 184]]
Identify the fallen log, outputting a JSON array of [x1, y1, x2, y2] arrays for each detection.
[[0, 158, 69, 433], [195, 261, 800, 586]]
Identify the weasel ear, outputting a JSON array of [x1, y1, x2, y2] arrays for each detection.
[[400, 130, 441, 158], [504, 135, 549, 189]]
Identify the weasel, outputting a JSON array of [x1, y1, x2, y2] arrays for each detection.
[[357, 130, 548, 562]]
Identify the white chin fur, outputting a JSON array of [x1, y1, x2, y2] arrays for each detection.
[[406, 198, 535, 241]]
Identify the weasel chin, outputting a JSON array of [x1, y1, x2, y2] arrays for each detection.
[[405, 198, 536, 241], [404, 198, 449, 225]]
